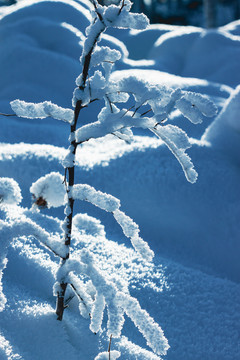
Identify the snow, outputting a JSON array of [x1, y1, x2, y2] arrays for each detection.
[[95, 350, 121, 360], [0, 0, 240, 359], [0, 178, 22, 205], [11, 100, 74, 124], [30, 172, 66, 208], [72, 184, 121, 212]]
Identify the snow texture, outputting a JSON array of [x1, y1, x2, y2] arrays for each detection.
[[113, 209, 154, 261], [11, 100, 74, 124], [95, 350, 121, 360], [0, 178, 22, 205], [30, 172, 66, 208], [90, 293, 105, 333], [75, 249, 169, 355], [151, 125, 198, 183], [91, 46, 122, 67], [73, 213, 105, 237], [72, 184, 120, 212], [0, 0, 239, 359]]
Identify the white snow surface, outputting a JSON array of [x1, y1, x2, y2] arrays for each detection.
[[0, 1, 240, 360]]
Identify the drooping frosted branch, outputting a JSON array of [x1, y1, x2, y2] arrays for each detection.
[[0, 217, 67, 259], [119, 293, 169, 356], [151, 125, 198, 183], [90, 292, 105, 333], [10, 100, 74, 124], [75, 110, 157, 143], [71, 184, 121, 212], [113, 209, 154, 261], [57, 250, 169, 356]]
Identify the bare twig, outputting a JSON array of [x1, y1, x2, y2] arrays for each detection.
[[64, 293, 75, 306], [70, 282, 91, 317], [132, 106, 141, 117], [91, 0, 104, 22], [0, 112, 16, 117], [108, 334, 113, 360], [118, 0, 125, 15], [106, 95, 113, 113], [121, 105, 135, 117], [140, 108, 153, 117], [63, 168, 67, 187]]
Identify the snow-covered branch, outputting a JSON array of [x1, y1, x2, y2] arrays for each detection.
[[10, 100, 74, 124], [54, 249, 169, 356]]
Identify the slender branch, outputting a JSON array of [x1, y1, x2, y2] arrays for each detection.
[[0, 112, 16, 117], [121, 105, 135, 117], [56, 10, 107, 321], [140, 108, 153, 117], [105, 95, 113, 113], [132, 102, 144, 117], [64, 293, 75, 306], [40, 241, 64, 259], [108, 334, 113, 360], [91, 0, 104, 22], [118, 0, 125, 15], [70, 283, 86, 306]]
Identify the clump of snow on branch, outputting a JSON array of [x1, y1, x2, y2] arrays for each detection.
[[113, 209, 154, 261], [93, 0, 149, 30], [30, 172, 66, 208], [74, 71, 217, 182], [73, 213, 105, 237], [0, 178, 22, 205], [10, 100, 74, 124], [71, 184, 120, 212], [151, 124, 198, 183], [71, 184, 153, 260], [90, 46, 122, 67], [118, 336, 164, 360]]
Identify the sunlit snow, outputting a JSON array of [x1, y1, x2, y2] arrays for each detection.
[[0, 0, 240, 359]]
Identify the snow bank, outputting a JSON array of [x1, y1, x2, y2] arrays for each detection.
[[0, 1, 239, 359], [202, 85, 240, 159]]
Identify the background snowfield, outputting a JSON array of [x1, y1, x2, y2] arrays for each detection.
[[0, 0, 240, 359]]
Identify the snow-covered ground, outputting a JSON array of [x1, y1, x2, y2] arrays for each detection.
[[0, 0, 240, 359]]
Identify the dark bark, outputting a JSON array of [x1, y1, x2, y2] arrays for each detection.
[[55, 8, 107, 321], [55, 102, 80, 321]]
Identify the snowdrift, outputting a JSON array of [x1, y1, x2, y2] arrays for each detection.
[[0, 1, 240, 359]]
